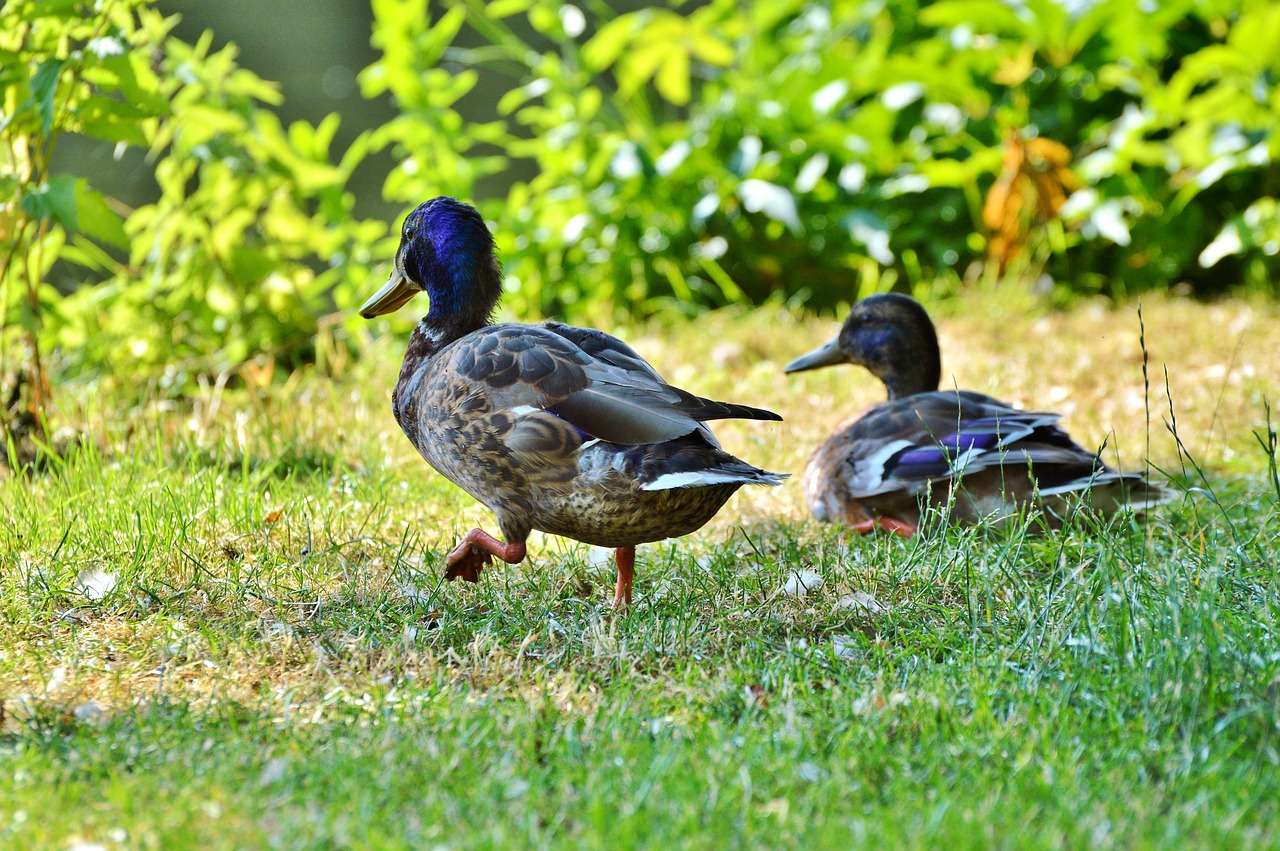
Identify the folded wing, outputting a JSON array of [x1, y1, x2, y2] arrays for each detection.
[[454, 322, 781, 447]]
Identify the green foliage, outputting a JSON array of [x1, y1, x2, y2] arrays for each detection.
[[5, 0, 1279, 415], [60, 28, 385, 385], [1, 1, 172, 422], [1, 0, 383, 409], [365, 0, 1280, 319]]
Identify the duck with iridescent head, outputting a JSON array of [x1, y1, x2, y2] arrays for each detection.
[[362, 197, 786, 607], [784, 293, 1171, 536]]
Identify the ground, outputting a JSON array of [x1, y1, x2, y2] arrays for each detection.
[[1, 292, 1278, 847]]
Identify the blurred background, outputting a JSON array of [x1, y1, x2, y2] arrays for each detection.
[[4, 0, 1279, 410]]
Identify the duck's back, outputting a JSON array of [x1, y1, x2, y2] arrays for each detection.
[[805, 389, 1162, 529]]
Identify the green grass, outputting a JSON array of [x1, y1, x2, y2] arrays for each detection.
[[2, 294, 1279, 848]]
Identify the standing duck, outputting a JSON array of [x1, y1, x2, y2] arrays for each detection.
[[784, 293, 1171, 536], [362, 197, 786, 607]]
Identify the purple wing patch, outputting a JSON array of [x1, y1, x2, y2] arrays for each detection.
[[889, 428, 1003, 478]]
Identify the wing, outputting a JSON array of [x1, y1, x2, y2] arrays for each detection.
[[447, 322, 779, 447], [543, 321, 783, 426], [839, 390, 1106, 498]]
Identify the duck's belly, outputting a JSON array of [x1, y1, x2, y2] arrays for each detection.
[[418, 438, 743, 548], [530, 481, 743, 548]]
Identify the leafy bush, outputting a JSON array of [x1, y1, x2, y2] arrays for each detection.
[[4, 0, 1278, 444], [1, 0, 383, 427], [365, 0, 1279, 318], [2, 0, 168, 426], [61, 33, 386, 386]]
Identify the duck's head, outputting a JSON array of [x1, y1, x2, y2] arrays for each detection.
[[359, 197, 502, 326], [784, 293, 941, 399]]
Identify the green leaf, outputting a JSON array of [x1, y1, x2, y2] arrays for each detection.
[[1227, 3, 1280, 66], [418, 5, 468, 68], [19, 175, 78, 229], [61, 234, 122, 274], [23, 0, 81, 15], [528, 4, 560, 35], [73, 182, 129, 249], [918, 158, 975, 187], [75, 95, 152, 145], [617, 41, 668, 98], [110, 54, 171, 115], [29, 58, 66, 137], [655, 48, 691, 106], [919, 1, 1028, 36], [690, 31, 734, 67], [583, 15, 640, 72], [498, 78, 552, 115], [430, 69, 478, 108], [1066, 0, 1120, 58], [486, 0, 533, 18]]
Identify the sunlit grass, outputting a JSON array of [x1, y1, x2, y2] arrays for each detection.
[[1, 292, 1278, 847]]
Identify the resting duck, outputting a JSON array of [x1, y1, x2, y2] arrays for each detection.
[[362, 197, 786, 607], [784, 293, 1171, 536]]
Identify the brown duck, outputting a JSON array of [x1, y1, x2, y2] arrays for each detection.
[[785, 293, 1172, 536], [362, 197, 786, 606]]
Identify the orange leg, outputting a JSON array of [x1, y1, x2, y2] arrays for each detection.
[[849, 518, 878, 535], [612, 546, 635, 609], [445, 528, 527, 582], [849, 516, 918, 538], [871, 516, 918, 538]]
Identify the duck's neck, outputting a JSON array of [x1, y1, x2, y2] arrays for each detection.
[[392, 312, 488, 430], [879, 333, 941, 401], [883, 378, 924, 400], [397, 308, 489, 385], [395, 239, 503, 395], [397, 320, 449, 384]]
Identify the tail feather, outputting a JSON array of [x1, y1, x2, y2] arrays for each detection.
[[671, 390, 783, 424], [1038, 469, 1176, 512], [643, 460, 788, 491]]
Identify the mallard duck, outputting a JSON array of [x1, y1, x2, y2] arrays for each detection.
[[784, 293, 1171, 536], [361, 197, 786, 606]]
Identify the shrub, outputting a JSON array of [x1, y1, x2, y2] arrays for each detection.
[[1, 0, 383, 430], [4, 0, 1278, 446], [364, 0, 1280, 318]]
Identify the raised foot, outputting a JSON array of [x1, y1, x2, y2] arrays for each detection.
[[850, 516, 918, 538], [444, 528, 527, 583], [444, 541, 491, 583]]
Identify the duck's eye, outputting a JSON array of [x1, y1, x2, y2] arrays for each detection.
[[403, 224, 417, 241]]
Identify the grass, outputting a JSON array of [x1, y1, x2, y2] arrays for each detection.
[[2, 291, 1279, 848]]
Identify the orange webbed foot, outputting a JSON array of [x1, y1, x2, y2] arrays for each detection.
[[849, 516, 918, 538], [444, 528, 527, 582], [872, 516, 917, 538]]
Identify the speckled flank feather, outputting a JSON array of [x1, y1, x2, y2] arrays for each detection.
[[363, 196, 785, 602], [786, 293, 1173, 534]]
